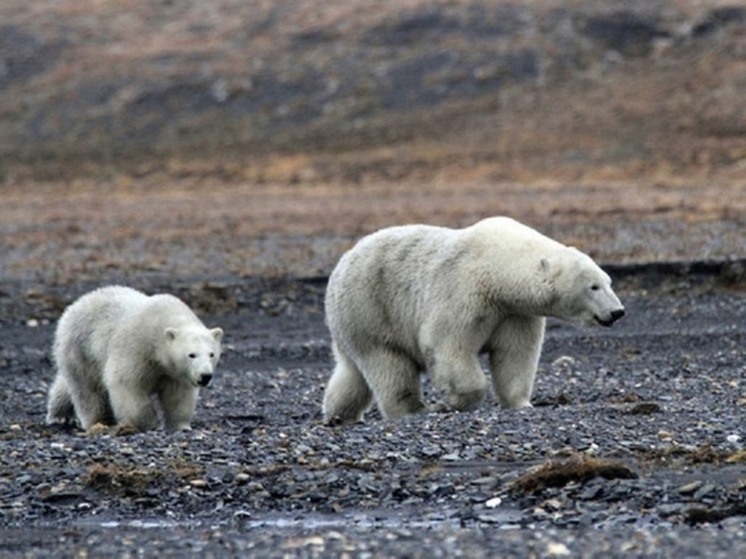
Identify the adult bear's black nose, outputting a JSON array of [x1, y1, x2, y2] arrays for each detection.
[[611, 309, 625, 322]]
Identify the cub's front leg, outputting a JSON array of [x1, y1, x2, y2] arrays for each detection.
[[159, 380, 199, 431], [104, 361, 159, 431]]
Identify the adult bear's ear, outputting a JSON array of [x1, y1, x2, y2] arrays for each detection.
[[164, 327, 178, 341], [539, 256, 563, 280], [211, 327, 224, 343]]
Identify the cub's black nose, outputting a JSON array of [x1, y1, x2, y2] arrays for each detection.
[[611, 309, 625, 322], [198, 374, 213, 387]]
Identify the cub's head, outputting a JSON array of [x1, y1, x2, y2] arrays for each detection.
[[541, 248, 625, 327], [164, 326, 224, 387]]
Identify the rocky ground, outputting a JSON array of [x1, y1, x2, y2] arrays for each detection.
[[0, 269, 744, 557], [0, 0, 744, 556]]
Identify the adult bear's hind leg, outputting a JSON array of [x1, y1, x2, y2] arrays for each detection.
[[357, 348, 425, 420], [323, 344, 374, 424]]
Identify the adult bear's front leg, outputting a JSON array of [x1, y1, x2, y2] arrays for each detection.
[[488, 316, 545, 409], [429, 342, 488, 413]]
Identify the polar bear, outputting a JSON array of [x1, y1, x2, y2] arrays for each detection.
[[322, 217, 625, 424], [46, 285, 223, 432]]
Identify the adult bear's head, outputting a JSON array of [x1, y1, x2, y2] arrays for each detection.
[[541, 248, 625, 327]]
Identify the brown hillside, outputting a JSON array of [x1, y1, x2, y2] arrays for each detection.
[[0, 1, 743, 282]]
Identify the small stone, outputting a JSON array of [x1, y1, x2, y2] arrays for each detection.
[[692, 483, 716, 501], [678, 481, 703, 495], [542, 498, 563, 511], [659, 503, 685, 516], [189, 479, 208, 489], [579, 482, 604, 501], [470, 476, 498, 486], [546, 542, 571, 556], [235, 473, 250, 485], [552, 356, 576, 368], [485, 496, 502, 508]]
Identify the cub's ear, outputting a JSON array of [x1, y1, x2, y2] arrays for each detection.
[[540, 257, 550, 273], [164, 327, 178, 341], [210, 327, 224, 343]]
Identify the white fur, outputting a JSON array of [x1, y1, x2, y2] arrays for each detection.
[[46, 286, 223, 432], [323, 217, 624, 423]]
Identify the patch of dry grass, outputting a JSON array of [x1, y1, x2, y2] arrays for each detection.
[[84, 461, 203, 496], [510, 454, 637, 494]]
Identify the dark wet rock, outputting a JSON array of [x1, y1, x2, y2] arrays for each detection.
[[626, 402, 662, 415]]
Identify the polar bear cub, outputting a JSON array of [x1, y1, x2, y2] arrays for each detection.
[[323, 216, 625, 424], [46, 285, 223, 432]]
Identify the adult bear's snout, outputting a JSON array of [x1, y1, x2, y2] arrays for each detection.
[[595, 308, 625, 327]]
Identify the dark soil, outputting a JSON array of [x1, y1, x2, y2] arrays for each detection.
[[1, 270, 744, 557]]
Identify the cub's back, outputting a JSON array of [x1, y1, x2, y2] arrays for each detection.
[[133, 293, 202, 331], [55, 286, 150, 360]]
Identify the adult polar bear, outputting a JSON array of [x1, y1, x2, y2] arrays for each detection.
[[46, 286, 223, 432], [323, 217, 625, 424]]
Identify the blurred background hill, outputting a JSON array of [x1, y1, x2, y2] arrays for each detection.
[[1, 0, 744, 181], [0, 0, 743, 282]]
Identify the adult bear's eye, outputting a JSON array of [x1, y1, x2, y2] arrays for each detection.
[[590, 284, 600, 291], [188, 353, 196, 359], [209, 352, 214, 358]]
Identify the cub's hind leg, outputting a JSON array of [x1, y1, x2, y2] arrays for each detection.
[[46, 375, 76, 425]]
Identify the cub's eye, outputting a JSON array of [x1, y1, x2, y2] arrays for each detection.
[[590, 284, 600, 291], [209, 352, 215, 358], [188, 353, 197, 359]]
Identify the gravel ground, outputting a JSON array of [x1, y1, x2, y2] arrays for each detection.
[[0, 269, 744, 557]]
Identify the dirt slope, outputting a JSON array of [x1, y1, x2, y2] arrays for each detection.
[[0, 0, 743, 182]]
